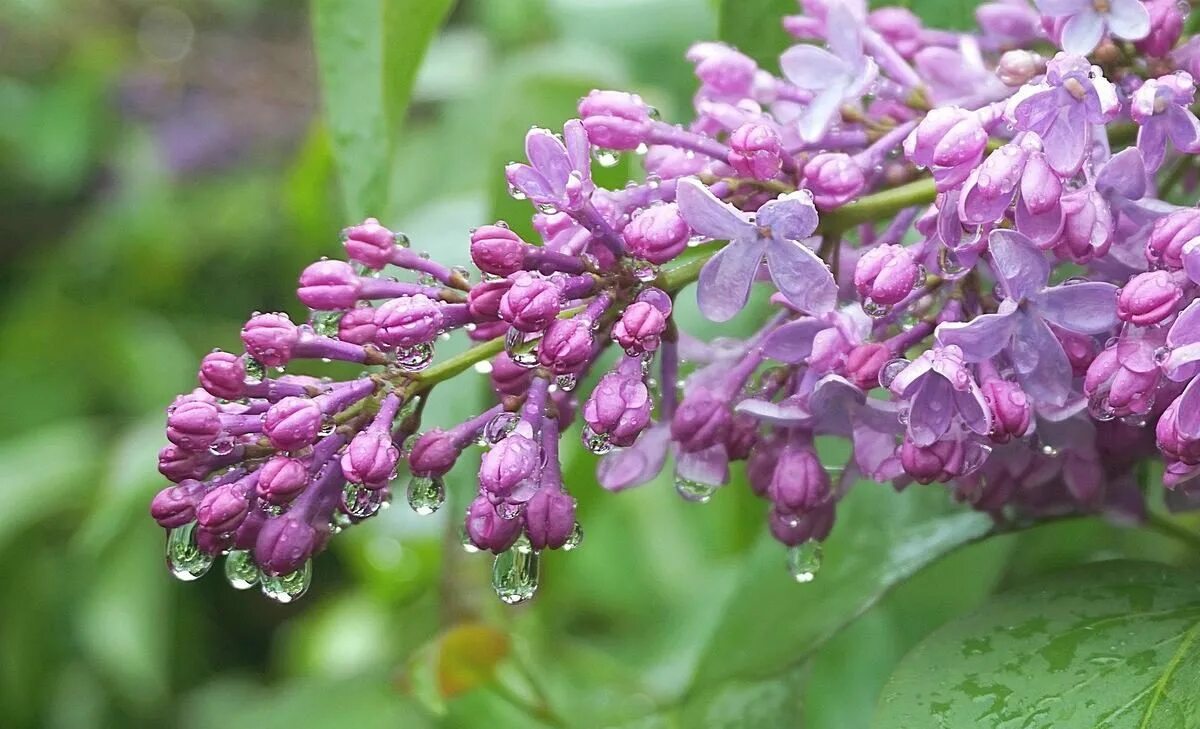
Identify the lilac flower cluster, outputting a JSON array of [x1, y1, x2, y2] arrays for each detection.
[[153, 0, 1200, 601]]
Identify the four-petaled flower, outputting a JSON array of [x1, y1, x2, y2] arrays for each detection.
[[1034, 0, 1151, 56], [889, 345, 992, 447], [505, 120, 595, 213]]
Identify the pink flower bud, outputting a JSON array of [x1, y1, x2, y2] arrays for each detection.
[[538, 318, 594, 374], [341, 430, 399, 488], [768, 445, 829, 513], [578, 90, 653, 151], [803, 153, 866, 210], [468, 278, 512, 320], [256, 456, 308, 504], [167, 400, 222, 451], [844, 343, 890, 390], [854, 244, 921, 306], [499, 274, 561, 332], [728, 123, 784, 180], [196, 483, 250, 534], [297, 260, 360, 310], [150, 480, 204, 528], [470, 225, 528, 276], [374, 294, 443, 348], [613, 301, 668, 354], [688, 42, 757, 96], [465, 494, 522, 553], [409, 429, 461, 477], [625, 203, 690, 265], [263, 397, 322, 451], [900, 438, 965, 484], [1136, 0, 1184, 58], [254, 516, 318, 576], [1158, 397, 1200, 464], [523, 488, 576, 550], [490, 353, 532, 396], [199, 351, 246, 400], [981, 379, 1032, 443], [479, 434, 541, 502], [241, 313, 299, 368], [768, 502, 834, 546], [1148, 208, 1200, 270], [337, 307, 378, 345], [342, 218, 397, 269], [997, 50, 1045, 86], [1118, 270, 1183, 325], [670, 390, 731, 453], [583, 368, 652, 447]]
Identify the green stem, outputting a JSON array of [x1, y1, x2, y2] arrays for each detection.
[[1145, 512, 1200, 551], [411, 335, 506, 388], [817, 176, 938, 234]]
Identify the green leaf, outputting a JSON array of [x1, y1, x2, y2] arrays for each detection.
[[874, 561, 1200, 729], [716, 0, 794, 69], [893, 0, 977, 29], [688, 484, 993, 691], [312, 0, 456, 219]]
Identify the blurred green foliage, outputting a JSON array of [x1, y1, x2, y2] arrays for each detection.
[[2, 1, 1200, 728]]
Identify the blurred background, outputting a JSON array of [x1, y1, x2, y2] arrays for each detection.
[[2, 1, 1196, 727]]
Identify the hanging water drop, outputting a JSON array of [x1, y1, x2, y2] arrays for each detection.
[[406, 474, 445, 515], [310, 310, 343, 338], [492, 546, 540, 605], [224, 550, 260, 590], [243, 356, 266, 384], [507, 183, 528, 201], [341, 483, 385, 518], [396, 342, 435, 372], [561, 521, 583, 551], [208, 439, 235, 457], [555, 373, 578, 392], [878, 358, 909, 389], [787, 540, 823, 583], [166, 522, 214, 581], [261, 560, 312, 603], [582, 427, 613, 455], [632, 261, 659, 282], [675, 477, 716, 503], [536, 202, 559, 215], [862, 298, 892, 318], [460, 526, 481, 553], [504, 328, 541, 368], [495, 500, 524, 520], [393, 232, 411, 248], [484, 411, 521, 443], [937, 246, 966, 276], [591, 147, 621, 167]]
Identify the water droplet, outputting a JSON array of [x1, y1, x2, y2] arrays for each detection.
[[1155, 345, 1173, 366], [495, 500, 524, 520], [224, 550, 259, 590], [562, 521, 583, 551], [393, 232, 411, 248], [451, 265, 472, 282], [555, 373, 578, 392], [318, 420, 336, 437], [878, 358, 909, 389], [675, 477, 716, 503], [474, 360, 494, 375], [243, 356, 266, 384], [396, 342, 435, 372], [406, 475, 445, 515], [1039, 441, 1060, 457], [591, 147, 621, 167], [632, 261, 658, 282], [537, 202, 559, 215], [507, 183, 528, 201], [504, 328, 541, 368], [208, 439, 235, 457], [492, 547, 540, 605], [310, 310, 343, 338], [261, 560, 312, 603], [460, 525, 481, 553], [1087, 390, 1117, 421], [863, 298, 892, 318], [961, 440, 993, 476], [484, 411, 521, 444], [582, 427, 613, 455], [166, 523, 213, 581], [937, 246, 965, 276], [341, 484, 385, 518], [786, 540, 822, 583]]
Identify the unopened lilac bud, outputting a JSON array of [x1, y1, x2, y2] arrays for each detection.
[[1148, 209, 1200, 269], [337, 307, 378, 345], [725, 412, 759, 461], [198, 351, 246, 400], [470, 225, 527, 276], [747, 437, 782, 496], [584, 369, 652, 447], [341, 431, 399, 488], [409, 429, 461, 477], [1058, 190, 1113, 263], [854, 244, 921, 306], [150, 480, 203, 528], [905, 108, 987, 186], [468, 279, 512, 320], [297, 260, 360, 310], [257, 456, 308, 504], [263, 397, 321, 451], [728, 123, 784, 180], [803, 153, 865, 210], [538, 318, 594, 374], [688, 43, 757, 96], [625, 204, 689, 265], [768, 503, 835, 546], [981, 379, 1032, 443], [195, 528, 231, 556], [870, 7, 922, 55], [523, 488, 576, 550], [578, 90, 652, 151], [1158, 398, 1200, 463], [499, 274, 561, 332], [196, 483, 250, 534], [1136, 0, 1184, 58], [997, 50, 1045, 86], [1118, 271, 1183, 325], [479, 433, 541, 501], [490, 353, 532, 396], [900, 438, 965, 484], [613, 301, 668, 354], [975, 1, 1040, 44], [1085, 347, 1160, 415], [342, 218, 396, 269], [845, 343, 890, 390], [768, 446, 829, 513], [374, 294, 443, 348], [671, 390, 731, 453], [158, 445, 205, 482], [241, 313, 299, 368], [254, 516, 318, 576], [167, 400, 222, 450], [465, 495, 522, 553]]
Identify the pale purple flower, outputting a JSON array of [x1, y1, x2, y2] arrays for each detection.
[[1131, 72, 1200, 172], [676, 178, 836, 321], [1160, 301, 1200, 437], [779, 1, 879, 142], [1035, 0, 1151, 56], [888, 345, 992, 447], [505, 120, 594, 212], [936, 229, 1120, 405], [904, 107, 988, 191]]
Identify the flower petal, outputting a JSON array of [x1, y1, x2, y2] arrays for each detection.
[[1041, 104, 1089, 176], [1095, 147, 1147, 202], [1033, 282, 1120, 334], [1060, 10, 1105, 56], [1166, 106, 1200, 153], [798, 85, 847, 143], [758, 190, 819, 241], [907, 375, 954, 447], [675, 177, 753, 241], [524, 127, 571, 194], [1036, 0, 1089, 15], [955, 383, 993, 437], [596, 423, 670, 491], [766, 236, 838, 315], [762, 318, 829, 364], [1106, 0, 1151, 41], [1011, 313, 1073, 406], [1176, 379, 1200, 439], [562, 119, 591, 182], [934, 311, 1017, 362], [988, 228, 1050, 300], [736, 395, 813, 425], [1137, 121, 1168, 173], [825, 0, 864, 63], [675, 443, 730, 486], [697, 239, 768, 322], [505, 163, 554, 203], [779, 45, 845, 91]]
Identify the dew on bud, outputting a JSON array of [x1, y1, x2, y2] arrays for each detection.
[[318, 420, 337, 437], [556, 373, 578, 392], [406, 474, 445, 515], [224, 549, 259, 590], [1087, 390, 1117, 422], [878, 358, 909, 389], [562, 521, 583, 551], [208, 439, 235, 457], [495, 500, 524, 520], [243, 356, 266, 384], [492, 546, 540, 605], [166, 522, 213, 581], [632, 262, 659, 282], [786, 540, 823, 583], [582, 427, 613, 455], [393, 232, 411, 248], [451, 265, 472, 282], [504, 328, 541, 368], [310, 310, 343, 337], [341, 483, 386, 518], [863, 298, 892, 318], [484, 411, 521, 444], [261, 560, 312, 603], [537, 203, 560, 215], [1155, 345, 1173, 366], [591, 147, 621, 167], [961, 440, 993, 476], [675, 477, 716, 503], [937, 246, 966, 276], [460, 525, 481, 553], [396, 342, 435, 372]]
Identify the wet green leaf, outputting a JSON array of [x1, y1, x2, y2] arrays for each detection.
[[874, 561, 1200, 728]]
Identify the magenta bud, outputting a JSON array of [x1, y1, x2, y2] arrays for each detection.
[[768, 502, 835, 546], [158, 445, 207, 482], [373, 294, 443, 348], [670, 390, 731, 454], [624, 203, 689, 265], [254, 516, 318, 576], [499, 273, 561, 332], [1147, 208, 1200, 270], [768, 445, 829, 513], [409, 429, 461, 477], [584, 369, 652, 447], [166, 400, 222, 451], [490, 353, 533, 396], [1056, 328, 1098, 377], [335, 307, 377, 345], [613, 301, 669, 354], [728, 123, 784, 180], [725, 412, 759, 462], [523, 488, 576, 550], [196, 483, 250, 534], [1085, 346, 1160, 415], [199, 351, 246, 400], [341, 430, 399, 488], [905, 108, 987, 169], [578, 89, 652, 151], [263, 397, 322, 451], [1158, 397, 1200, 464], [470, 225, 528, 276], [689, 43, 757, 96], [1118, 270, 1183, 326], [844, 343, 890, 390], [468, 278, 513, 320], [1136, 0, 1184, 58], [465, 495, 522, 553], [256, 456, 309, 504], [747, 437, 782, 497], [803, 153, 866, 210], [479, 433, 541, 502], [538, 318, 594, 374], [854, 244, 921, 306], [297, 259, 361, 310], [342, 218, 396, 269], [150, 480, 204, 528], [981, 379, 1032, 443], [900, 438, 965, 484], [997, 50, 1046, 86], [241, 313, 299, 368]]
